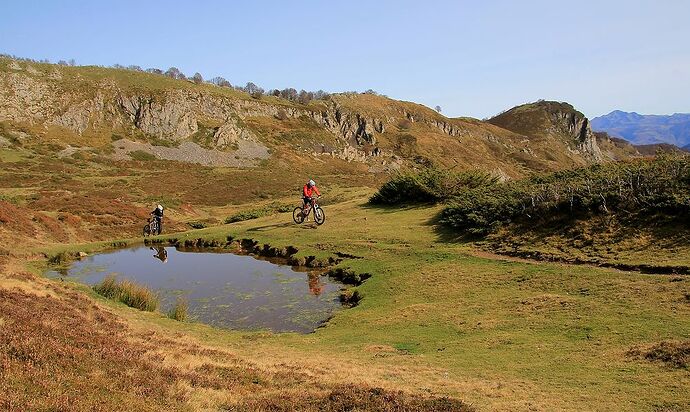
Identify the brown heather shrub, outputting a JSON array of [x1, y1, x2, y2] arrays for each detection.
[[638, 341, 690, 369], [0, 288, 187, 411], [34, 212, 68, 241], [57, 212, 82, 226], [0, 201, 36, 237], [0, 286, 472, 411]]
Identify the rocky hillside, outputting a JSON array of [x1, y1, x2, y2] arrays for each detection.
[[591, 110, 690, 147], [593, 132, 641, 160], [1, 58, 619, 178], [0, 58, 640, 247], [487, 101, 603, 165], [488, 101, 647, 163]]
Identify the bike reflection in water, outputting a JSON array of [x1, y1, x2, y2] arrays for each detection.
[[307, 272, 325, 296], [150, 246, 168, 263]]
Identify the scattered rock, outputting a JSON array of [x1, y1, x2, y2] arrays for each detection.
[[111, 139, 268, 167]]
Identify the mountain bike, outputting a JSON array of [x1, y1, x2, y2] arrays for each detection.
[[293, 198, 325, 225], [143, 217, 160, 237]]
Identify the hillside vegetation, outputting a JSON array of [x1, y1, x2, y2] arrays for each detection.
[[371, 154, 690, 268], [441, 154, 690, 235], [0, 57, 639, 250], [1, 57, 620, 179], [2, 57, 689, 411]]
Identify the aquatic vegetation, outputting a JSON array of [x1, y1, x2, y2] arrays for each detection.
[[93, 274, 159, 312]]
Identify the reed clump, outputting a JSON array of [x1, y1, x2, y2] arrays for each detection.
[[93, 274, 159, 312]]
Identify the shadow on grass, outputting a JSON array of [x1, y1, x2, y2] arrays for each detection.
[[246, 222, 320, 232], [423, 208, 480, 245], [361, 200, 438, 214]]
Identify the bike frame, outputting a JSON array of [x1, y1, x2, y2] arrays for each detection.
[[303, 199, 319, 217]]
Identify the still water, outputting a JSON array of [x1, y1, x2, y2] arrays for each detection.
[[46, 246, 343, 333]]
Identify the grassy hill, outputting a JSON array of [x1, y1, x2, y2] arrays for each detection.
[[0, 58, 632, 248], [2, 57, 687, 411]]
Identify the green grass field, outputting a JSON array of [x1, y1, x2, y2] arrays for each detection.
[[19, 196, 689, 411]]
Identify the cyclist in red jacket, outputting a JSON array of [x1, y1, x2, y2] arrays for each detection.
[[302, 179, 321, 218]]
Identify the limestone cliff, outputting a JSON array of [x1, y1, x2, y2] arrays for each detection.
[[488, 100, 604, 163], [0, 58, 622, 176]]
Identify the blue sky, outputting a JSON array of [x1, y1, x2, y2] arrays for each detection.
[[2, 0, 688, 119]]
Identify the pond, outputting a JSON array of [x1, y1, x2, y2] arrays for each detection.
[[46, 245, 344, 333]]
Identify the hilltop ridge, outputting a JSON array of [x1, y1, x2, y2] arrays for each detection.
[[1, 58, 622, 179]]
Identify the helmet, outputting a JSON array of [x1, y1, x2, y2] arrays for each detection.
[[157, 204, 163, 210], [308, 179, 316, 187]]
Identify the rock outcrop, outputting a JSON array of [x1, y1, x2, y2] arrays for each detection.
[[488, 100, 604, 162], [0, 58, 626, 175], [547, 109, 603, 161]]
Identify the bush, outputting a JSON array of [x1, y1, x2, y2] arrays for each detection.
[[93, 274, 159, 312], [188, 221, 207, 229], [48, 252, 71, 265], [369, 167, 498, 205], [441, 154, 690, 235]]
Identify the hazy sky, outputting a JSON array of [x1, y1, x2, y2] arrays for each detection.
[[2, 0, 688, 119]]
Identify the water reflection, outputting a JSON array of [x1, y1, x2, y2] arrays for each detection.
[[308, 272, 325, 296], [47, 246, 343, 333]]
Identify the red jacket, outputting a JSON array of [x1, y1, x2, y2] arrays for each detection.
[[303, 184, 321, 198]]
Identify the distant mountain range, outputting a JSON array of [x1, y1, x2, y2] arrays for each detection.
[[591, 110, 690, 148]]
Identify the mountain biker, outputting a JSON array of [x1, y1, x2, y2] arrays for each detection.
[[302, 179, 321, 219], [150, 204, 164, 235]]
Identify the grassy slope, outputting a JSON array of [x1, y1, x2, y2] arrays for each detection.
[[2, 58, 686, 410], [9, 197, 688, 411]]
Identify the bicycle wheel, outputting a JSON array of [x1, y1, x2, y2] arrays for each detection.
[[314, 207, 325, 225], [293, 207, 305, 224]]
